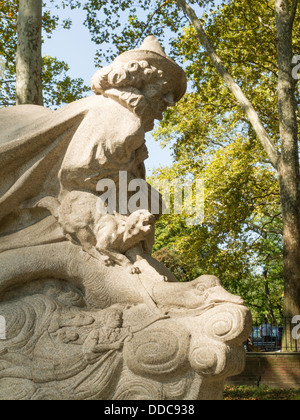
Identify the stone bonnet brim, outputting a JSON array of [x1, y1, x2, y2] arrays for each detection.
[[113, 49, 187, 103]]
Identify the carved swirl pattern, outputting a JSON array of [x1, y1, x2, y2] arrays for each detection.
[[123, 320, 190, 379], [188, 338, 228, 377], [186, 303, 252, 378], [112, 368, 164, 400], [0, 278, 252, 400], [198, 304, 252, 345]]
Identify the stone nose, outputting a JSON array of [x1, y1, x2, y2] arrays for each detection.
[[163, 92, 176, 107], [208, 286, 245, 306]]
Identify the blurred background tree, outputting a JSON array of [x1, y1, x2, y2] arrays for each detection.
[[0, 0, 89, 108]]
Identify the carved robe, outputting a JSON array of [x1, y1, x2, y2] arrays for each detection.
[[0, 95, 146, 245]]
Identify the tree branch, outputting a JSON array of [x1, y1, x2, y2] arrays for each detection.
[[0, 102, 15, 107], [134, 1, 169, 48], [0, 80, 16, 84], [175, 0, 281, 170], [290, 0, 299, 26]]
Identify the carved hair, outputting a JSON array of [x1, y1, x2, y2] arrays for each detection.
[[91, 60, 164, 94], [91, 60, 168, 120]]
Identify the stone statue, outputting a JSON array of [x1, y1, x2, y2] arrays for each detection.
[[0, 36, 252, 400]]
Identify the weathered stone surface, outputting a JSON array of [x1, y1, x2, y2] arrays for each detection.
[[0, 36, 252, 400]]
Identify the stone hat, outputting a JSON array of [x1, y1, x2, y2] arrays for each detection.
[[113, 36, 187, 102]]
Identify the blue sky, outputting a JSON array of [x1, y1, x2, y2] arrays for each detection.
[[42, 7, 175, 174]]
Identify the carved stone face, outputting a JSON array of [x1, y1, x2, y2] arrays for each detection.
[[105, 310, 123, 329], [141, 83, 175, 122], [125, 210, 155, 235]]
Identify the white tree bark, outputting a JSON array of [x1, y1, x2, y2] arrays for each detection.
[[175, 0, 280, 170], [16, 0, 43, 105]]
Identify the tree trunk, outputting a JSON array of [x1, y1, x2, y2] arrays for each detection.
[[275, 0, 300, 350], [16, 0, 43, 105], [263, 269, 275, 324]]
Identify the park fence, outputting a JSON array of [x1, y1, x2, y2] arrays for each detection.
[[249, 317, 299, 353], [228, 318, 300, 388]]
